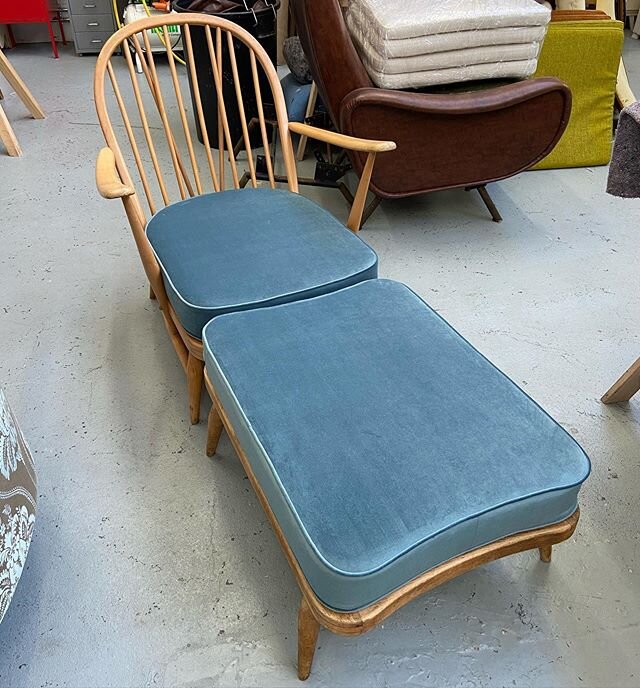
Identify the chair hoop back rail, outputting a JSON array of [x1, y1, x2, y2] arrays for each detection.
[[94, 15, 394, 423]]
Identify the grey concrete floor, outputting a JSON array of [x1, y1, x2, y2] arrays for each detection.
[[0, 36, 639, 688]]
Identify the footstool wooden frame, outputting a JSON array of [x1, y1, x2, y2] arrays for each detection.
[[204, 371, 579, 681]]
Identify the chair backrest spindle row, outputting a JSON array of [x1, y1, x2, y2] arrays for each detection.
[[94, 14, 297, 222]]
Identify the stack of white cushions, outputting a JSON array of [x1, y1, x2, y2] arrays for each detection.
[[345, 0, 551, 89]]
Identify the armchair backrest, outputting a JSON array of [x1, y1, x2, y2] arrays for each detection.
[[94, 14, 298, 220], [290, 0, 371, 126]]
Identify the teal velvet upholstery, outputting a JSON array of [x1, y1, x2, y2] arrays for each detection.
[[145, 188, 378, 337], [203, 279, 590, 612]]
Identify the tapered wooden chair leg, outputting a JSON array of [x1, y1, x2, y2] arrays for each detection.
[[187, 354, 204, 425], [601, 357, 640, 404], [0, 103, 21, 156], [206, 404, 224, 457], [477, 185, 502, 223], [297, 596, 320, 681], [539, 545, 552, 563]]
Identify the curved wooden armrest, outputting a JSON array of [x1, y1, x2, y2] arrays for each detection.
[[288, 122, 396, 153], [96, 147, 135, 199]]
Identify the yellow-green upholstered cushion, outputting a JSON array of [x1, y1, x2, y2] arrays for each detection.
[[532, 20, 623, 169]]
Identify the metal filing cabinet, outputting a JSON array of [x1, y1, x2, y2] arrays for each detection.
[[69, 0, 116, 54]]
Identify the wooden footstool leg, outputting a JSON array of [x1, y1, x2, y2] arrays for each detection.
[[539, 545, 552, 563], [206, 404, 224, 457], [187, 354, 204, 425], [297, 596, 320, 681]]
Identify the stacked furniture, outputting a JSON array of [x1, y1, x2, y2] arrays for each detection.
[[292, 0, 571, 221], [96, 15, 591, 680], [345, 0, 551, 89]]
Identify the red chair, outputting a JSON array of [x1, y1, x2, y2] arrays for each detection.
[[0, 0, 67, 59]]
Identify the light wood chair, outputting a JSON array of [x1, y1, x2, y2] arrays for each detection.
[[0, 48, 45, 156], [94, 15, 394, 424]]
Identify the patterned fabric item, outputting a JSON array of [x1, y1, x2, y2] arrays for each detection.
[[0, 389, 37, 625]]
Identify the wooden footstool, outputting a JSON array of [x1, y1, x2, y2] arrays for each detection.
[[202, 279, 591, 680]]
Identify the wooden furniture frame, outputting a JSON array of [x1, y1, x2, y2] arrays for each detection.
[[0, 48, 45, 156], [203, 371, 580, 680], [94, 15, 394, 425], [602, 357, 640, 403]]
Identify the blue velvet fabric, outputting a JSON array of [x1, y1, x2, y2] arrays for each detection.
[[145, 188, 378, 337], [203, 279, 591, 612], [281, 74, 313, 123]]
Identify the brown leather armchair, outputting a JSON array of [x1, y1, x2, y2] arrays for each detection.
[[291, 0, 572, 221]]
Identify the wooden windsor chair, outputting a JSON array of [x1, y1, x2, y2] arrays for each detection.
[[94, 14, 395, 424]]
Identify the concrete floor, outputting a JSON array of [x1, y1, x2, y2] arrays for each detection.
[[0, 36, 639, 688]]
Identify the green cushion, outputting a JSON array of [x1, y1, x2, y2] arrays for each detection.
[[533, 19, 624, 169]]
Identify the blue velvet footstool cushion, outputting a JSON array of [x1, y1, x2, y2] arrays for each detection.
[[203, 279, 591, 612], [145, 188, 378, 338]]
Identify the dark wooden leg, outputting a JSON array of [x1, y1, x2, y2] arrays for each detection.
[[7, 26, 16, 49], [297, 596, 320, 681], [539, 545, 552, 563], [476, 185, 502, 223], [206, 404, 224, 457], [601, 357, 640, 404], [186, 354, 204, 425]]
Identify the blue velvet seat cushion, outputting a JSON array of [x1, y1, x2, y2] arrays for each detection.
[[145, 188, 378, 337], [203, 279, 591, 612]]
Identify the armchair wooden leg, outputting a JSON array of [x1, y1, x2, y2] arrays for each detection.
[[297, 596, 320, 681], [539, 545, 552, 563], [206, 404, 224, 457], [601, 357, 640, 404], [186, 354, 204, 425], [476, 185, 502, 223]]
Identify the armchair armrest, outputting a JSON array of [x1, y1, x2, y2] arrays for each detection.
[[288, 122, 395, 231], [96, 147, 135, 199], [341, 78, 571, 118], [288, 122, 396, 153]]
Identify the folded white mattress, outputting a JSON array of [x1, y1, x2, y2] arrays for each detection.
[[352, 34, 541, 74], [361, 58, 539, 89], [349, 0, 551, 41], [346, 0, 549, 88], [347, 5, 548, 57]]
